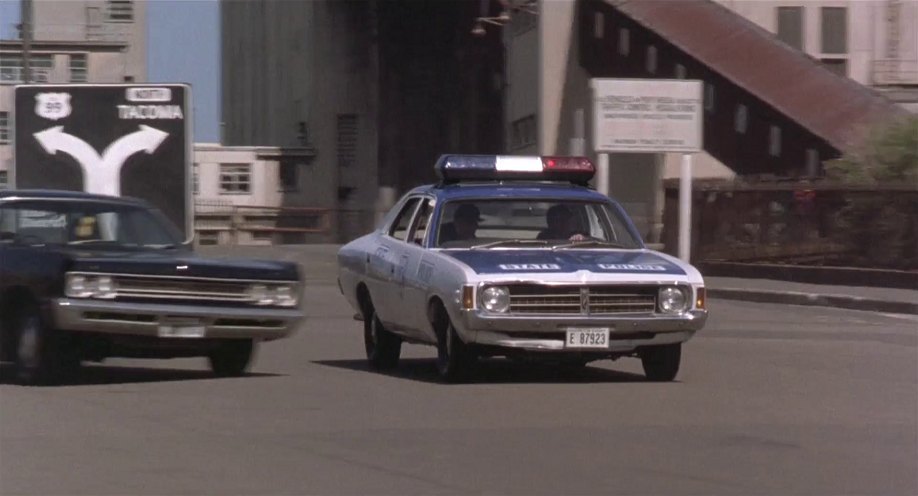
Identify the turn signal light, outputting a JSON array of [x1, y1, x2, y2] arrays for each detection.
[[461, 285, 475, 310], [695, 287, 706, 309]]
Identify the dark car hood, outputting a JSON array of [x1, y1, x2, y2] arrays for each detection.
[[61, 248, 299, 281], [443, 249, 686, 276]]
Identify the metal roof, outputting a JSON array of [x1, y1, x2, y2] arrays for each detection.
[[607, 0, 910, 151], [0, 189, 146, 206]]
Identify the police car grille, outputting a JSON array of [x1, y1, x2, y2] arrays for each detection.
[[113, 276, 253, 303], [507, 285, 656, 315]]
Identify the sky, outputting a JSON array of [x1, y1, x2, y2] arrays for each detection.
[[0, 0, 221, 143]]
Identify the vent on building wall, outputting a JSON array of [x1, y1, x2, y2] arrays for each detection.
[[106, 0, 134, 22], [337, 114, 358, 168]]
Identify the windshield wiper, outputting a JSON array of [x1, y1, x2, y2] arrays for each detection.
[[552, 239, 628, 250], [471, 239, 551, 250]]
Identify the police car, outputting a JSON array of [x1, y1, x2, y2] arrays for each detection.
[[337, 155, 707, 382]]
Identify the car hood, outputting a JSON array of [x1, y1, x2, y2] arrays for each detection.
[[61, 248, 299, 281], [442, 249, 686, 276]]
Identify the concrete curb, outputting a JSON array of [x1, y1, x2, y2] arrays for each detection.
[[708, 288, 918, 315]]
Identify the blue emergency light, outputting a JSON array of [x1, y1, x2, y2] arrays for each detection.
[[435, 155, 595, 185]]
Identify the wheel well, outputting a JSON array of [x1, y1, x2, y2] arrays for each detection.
[[427, 297, 448, 332], [356, 283, 372, 318], [0, 287, 37, 358]]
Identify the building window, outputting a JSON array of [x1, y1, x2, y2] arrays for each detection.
[[192, 163, 199, 195], [821, 7, 847, 54], [674, 63, 687, 79], [197, 231, 219, 246], [0, 53, 53, 83], [337, 114, 357, 168], [618, 28, 630, 56], [279, 161, 299, 191], [0, 171, 8, 190], [735, 104, 748, 134], [593, 12, 604, 39], [510, 114, 537, 150], [219, 164, 251, 194], [704, 83, 715, 113], [646, 45, 657, 74], [106, 0, 134, 22], [821, 58, 848, 77], [776, 6, 804, 51], [69, 53, 87, 83], [769, 125, 782, 156], [0, 111, 9, 144]]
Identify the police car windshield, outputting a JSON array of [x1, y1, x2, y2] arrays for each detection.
[[0, 200, 184, 249], [435, 200, 641, 249]]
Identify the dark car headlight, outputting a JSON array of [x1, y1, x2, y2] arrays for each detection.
[[481, 286, 510, 313], [247, 283, 299, 307], [65, 273, 117, 300], [658, 286, 687, 314]]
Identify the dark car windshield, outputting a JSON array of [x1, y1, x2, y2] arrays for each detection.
[[0, 199, 183, 249], [435, 199, 641, 249]]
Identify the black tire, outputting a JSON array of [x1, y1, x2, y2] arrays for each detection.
[[209, 339, 254, 377], [364, 309, 401, 370], [435, 316, 476, 383], [640, 343, 682, 382], [14, 304, 77, 385]]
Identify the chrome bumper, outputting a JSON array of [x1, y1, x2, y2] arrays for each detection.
[[460, 309, 706, 352], [52, 298, 303, 341]]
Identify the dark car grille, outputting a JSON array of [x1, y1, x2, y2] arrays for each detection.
[[507, 285, 657, 315], [112, 275, 254, 304]]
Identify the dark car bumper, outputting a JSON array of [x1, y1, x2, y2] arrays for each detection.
[[52, 298, 302, 341]]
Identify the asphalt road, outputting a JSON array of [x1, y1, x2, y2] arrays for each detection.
[[1, 284, 916, 495]]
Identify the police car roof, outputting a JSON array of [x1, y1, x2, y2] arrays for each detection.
[[0, 189, 148, 206], [410, 182, 612, 202]]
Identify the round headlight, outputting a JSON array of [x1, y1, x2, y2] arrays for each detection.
[[659, 286, 687, 314], [248, 284, 273, 305], [481, 286, 510, 313], [66, 274, 93, 298], [93, 276, 118, 299], [274, 284, 299, 307]]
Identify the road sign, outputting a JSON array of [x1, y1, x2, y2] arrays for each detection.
[[13, 84, 193, 238], [591, 78, 702, 153]]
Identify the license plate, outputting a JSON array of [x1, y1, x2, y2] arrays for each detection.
[[158, 325, 206, 338], [564, 328, 610, 349]]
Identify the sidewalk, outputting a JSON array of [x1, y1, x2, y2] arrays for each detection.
[[706, 277, 918, 315]]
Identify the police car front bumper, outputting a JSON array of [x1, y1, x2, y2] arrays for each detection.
[[459, 310, 706, 351]]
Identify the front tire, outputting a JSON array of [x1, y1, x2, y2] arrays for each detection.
[[14, 305, 77, 385], [364, 309, 401, 370], [640, 343, 681, 382], [435, 317, 476, 383], [209, 339, 254, 377]]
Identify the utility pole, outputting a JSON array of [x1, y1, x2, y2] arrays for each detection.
[[21, 0, 33, 83]]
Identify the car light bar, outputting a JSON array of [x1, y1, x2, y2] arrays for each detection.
[[435, 155, 595, 185]]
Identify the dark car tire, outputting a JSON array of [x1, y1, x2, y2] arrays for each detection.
[[364, 310, 401, 370], [209, 339, 254, 377], [435, 318, 476, 383], [640, 343, 682, 382], [14, 305, 77, 386]]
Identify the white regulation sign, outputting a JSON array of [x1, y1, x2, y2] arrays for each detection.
[[591, 78, 703, 153]]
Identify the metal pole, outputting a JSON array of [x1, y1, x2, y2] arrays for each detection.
[[678, 153, 692, 262], [596, 153, 609, 197], [21, 0, 33, 83]]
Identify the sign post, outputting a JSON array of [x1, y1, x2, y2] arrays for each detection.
[[13, 84, 193, 239], [590, 78, 703, 261]]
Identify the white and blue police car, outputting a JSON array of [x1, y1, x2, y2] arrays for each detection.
[[338, 155, 707, 382]]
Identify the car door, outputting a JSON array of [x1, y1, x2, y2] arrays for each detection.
[[399, 197, 438, 338], [367, 197, 420, 328]]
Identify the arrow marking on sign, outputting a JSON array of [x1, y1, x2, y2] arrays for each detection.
[[33, 125, 170, 196]]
